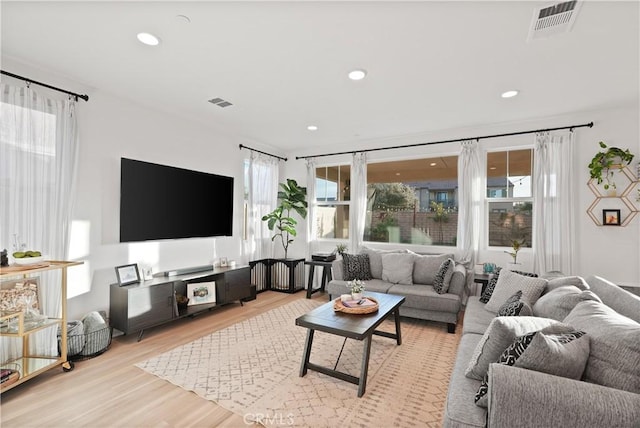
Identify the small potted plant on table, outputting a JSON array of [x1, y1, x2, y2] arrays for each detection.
[[347, 279, 366, 300]]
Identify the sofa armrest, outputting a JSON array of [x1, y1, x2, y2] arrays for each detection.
[[331, 259, 343, 281], [487, 364, 640, 428], [448, 263, 467, 298]]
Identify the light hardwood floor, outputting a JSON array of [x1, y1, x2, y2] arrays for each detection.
[[1, 291, 328, 428]]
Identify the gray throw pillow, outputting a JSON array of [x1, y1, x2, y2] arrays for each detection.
[[585, 275, 640, 323], [465, 316, 562, 380], [497, 290, 533, 316], [360, 247, 409, 279], [545, 275, 590, 294], [533, 285, 601, 321], [80, 311, 110, 356], [342, 253, 372, 281], [433, 258, 454, 294], [563, 300, 640, 394], [475, 326, 588, 407], [485, 269, 547, 313], [381, 253, 415, 285], [412, 253, 454, 285]]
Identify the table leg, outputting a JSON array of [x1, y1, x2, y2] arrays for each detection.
[[320, 267, 330, 292], [300, 329, 315, 377], [306, 265, 316, 299], [358, 335, 373, 397], [394, 309, 402, 345]]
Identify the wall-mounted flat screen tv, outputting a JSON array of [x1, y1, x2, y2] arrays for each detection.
[[120, 158, 233, 242]]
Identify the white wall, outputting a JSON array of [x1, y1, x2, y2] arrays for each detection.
[[286, 103, 640, 287]]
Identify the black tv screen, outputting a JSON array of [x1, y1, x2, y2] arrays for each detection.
[[120, 158, 233, 242]]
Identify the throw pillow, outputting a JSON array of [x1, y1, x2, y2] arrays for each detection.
[[532, 285, 601, 321], [563, 300, 640, 394], [80, 311, 110, 356], [497, 290, 533, 316], [464, 316, 562, 380], [342, 253, 372, 281], [479, 267, 502, 303], [485, 269, 547, 313], [585, 275, 640, 324], [474, 326, 588, 407], [412, 253, 454, 285], [433, 258, 455, 294], [360, 247, 410, 279], [381, 253, 415, 285], [545, 275, 590, 294]]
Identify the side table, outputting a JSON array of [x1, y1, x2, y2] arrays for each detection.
[[474, 273, 493, 296], [304, 260, 333, 298]]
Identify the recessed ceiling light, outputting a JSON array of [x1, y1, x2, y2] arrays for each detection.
[[430, 162, 437, 167], [395, 172, 401, 176], [137, 32, 160, 46], [307, 125, 318, 131], [348, 69, 367, 81], [501, 90, 519, 98]]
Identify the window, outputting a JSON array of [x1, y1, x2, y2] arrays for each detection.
[[365, 156, 458, 246], [315, 165, 351, 239], [486, 149, 533, 248]]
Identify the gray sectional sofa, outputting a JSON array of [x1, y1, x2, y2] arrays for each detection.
[[444, 273, 640, 427], [327, 247, 469, 333]]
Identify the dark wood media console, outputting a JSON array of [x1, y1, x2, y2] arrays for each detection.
[[109, 265, 252, 340]]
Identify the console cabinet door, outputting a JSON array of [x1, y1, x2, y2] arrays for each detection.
[[223, 267, 251, 303], [127, 282, 174, 332]]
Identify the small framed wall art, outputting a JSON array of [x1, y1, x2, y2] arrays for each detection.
[[602, 209, 621, 226], [115, 263, 141, 286], [187, 281, 216, 306]]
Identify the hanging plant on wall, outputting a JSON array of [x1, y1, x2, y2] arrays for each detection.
[[588, 141, 634, 191]]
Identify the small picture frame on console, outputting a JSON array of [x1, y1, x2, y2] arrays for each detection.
[[602, 209, 621, 226], [220, 257, 228, 267], [115, 263, 141, 286]]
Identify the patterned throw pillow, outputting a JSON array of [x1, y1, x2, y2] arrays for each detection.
[[474, 329, 587, 407], [479, 268, 502, 303], [342, 253, 372, 281], [497, 290, 533, 316], [433, 258, 455, 294]]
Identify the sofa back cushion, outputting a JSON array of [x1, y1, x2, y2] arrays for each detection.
[[563, 300, 640, 394], [485, 269, 547, 313], [585, 275, 640, 323], [381, 253, 415, 285], [360, 247, 410, 279], [544, 275, 590, 294], [412, 253, 454, 285], [533, 285, 602, 321]]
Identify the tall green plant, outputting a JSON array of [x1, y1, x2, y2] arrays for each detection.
[[261, 179, 308, 259]]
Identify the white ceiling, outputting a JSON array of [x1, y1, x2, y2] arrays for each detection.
[[2, 1, 638, 153]]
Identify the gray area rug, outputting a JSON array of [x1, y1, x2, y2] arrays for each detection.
[[136, 299, 460, 427]]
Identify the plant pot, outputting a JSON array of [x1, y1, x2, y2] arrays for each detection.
[[351, 292, 363, 301]]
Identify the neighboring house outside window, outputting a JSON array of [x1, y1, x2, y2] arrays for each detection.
[[486, 148, 534, 249]]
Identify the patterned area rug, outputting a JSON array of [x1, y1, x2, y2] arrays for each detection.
[[136, 299, 461, 427]]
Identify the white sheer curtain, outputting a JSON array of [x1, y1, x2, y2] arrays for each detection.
[[245, 152, 279, 261], [305, 158, 317, 260], [349, 152, 368, 253], [533, 131, 575, 274], [1, 83, 80, 358], [457, 140, 483, 268]]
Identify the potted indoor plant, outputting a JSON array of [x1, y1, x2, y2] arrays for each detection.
[[347, 279, 366, 300], [588, 141, 634, 194], [504, 238, 525, 265], [261, 178, 308, 259]]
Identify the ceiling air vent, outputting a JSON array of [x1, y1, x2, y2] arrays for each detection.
[[527, 0, 582, 41], [208, 98, 233, 108]]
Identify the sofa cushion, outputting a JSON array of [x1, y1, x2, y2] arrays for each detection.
[[497, 290, 533, 317], [342, 253, 372, 281], [433, 258, 455, 294], [412, 253, 454, 285], [485, 269, 547, 313], [381, 253, 415, 285], [387, 283, 460, 313], [475, 327, 588, 407], [533, 285, 602, 321], [563, 300, 640, 394], [585, 275, 640, 323], [462, 297, 496, 335], [327, 279, 393, 297], [465, 316, 561, 380], [360, 247, 410, 279], [545, 275, 590, 294]]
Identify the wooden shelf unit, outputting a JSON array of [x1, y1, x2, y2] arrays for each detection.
[[586, 164, 639, 227], [0, 260, 83, 393]]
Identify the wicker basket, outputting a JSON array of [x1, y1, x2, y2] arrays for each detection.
[[59, 325, 113, 361], [333, 296, 379, 314]]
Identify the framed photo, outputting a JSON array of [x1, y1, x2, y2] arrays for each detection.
[[115, 263, 141, 286], [602, 209, 621, 226], [220, 257, 228, 267], [187, 281, 216, 306]]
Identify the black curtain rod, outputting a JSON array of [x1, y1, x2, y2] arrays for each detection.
[[1, 70, 89, 102], [296, 121, 594, 160], [239, 144, 287, 161]]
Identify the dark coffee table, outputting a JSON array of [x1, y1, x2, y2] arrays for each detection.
[[295, 291, 405, 397]]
